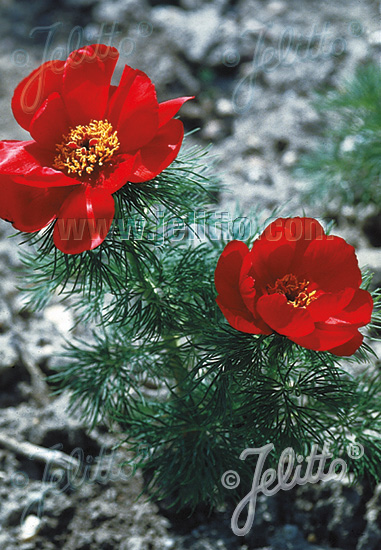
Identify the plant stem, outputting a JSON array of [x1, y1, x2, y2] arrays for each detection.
[[127, 251, 188, 396], [163, 335, 189, 397]]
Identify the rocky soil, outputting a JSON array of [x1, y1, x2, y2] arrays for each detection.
[[0, 0, 380, 549]]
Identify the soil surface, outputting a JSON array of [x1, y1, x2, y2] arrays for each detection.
[[0, 1, 380, 549]]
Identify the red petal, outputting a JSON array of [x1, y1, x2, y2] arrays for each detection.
[[251, 217, 326, 285], [215, 240, 272, 334], [62, 44, 119, 126], [327, 289, 373, 327], [306, 287, 355, 322], [290, 324, 359, 353], [129, 119, 184, 183], [107, 65, 159, 152], [216, 296, 272, 335], [250, 226, 295, 285], [256, 293, 315, 337], [258, 217, 323, 245], [29, 92, 70, 150], [0, 175, 73, 232], [107, 65, 137, 121], [95, 153, 138, 193], [12, 60, 65, 132], [215, 240, 249, 299], [302, 236, 362, 292], [288, 217, 326, 271], [328, 331, 364, 356], [239, 253, 257, 313], [53, 186, 115, 254], [263, 217, 325, 243], [239, 275, 257, 313], [158, 96, 193, 128], [0, 141, 79, 187], [108, 85, 118, 102]]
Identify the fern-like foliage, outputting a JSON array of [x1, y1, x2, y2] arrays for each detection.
[[296, 63, 381, 210], [13, 136, 381, 513]]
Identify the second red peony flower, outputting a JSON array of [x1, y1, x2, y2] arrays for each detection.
[[214, 217, 373, 356]]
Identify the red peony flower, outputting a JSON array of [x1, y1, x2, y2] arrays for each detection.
[[0, 44, 192, 254], [215, 217, 373, 356]]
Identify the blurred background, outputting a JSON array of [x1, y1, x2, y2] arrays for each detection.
[[0, 1, 380, 549]]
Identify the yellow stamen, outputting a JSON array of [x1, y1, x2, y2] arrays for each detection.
[[267, 274, 317, 308], [53, 119, 120, 177]]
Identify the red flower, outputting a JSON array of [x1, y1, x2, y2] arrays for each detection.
[[215, 217, 373, 356], [0, 44, 192, 254]]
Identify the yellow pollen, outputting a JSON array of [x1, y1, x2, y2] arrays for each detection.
[[53, 119, 120, 177], [267, 274, 317, 308]]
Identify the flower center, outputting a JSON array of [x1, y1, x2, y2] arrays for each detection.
[[53, 119, 120, 177], [267, 274, 317, 308]]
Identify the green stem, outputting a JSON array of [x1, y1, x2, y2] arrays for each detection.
[[163, 335, 188, 397], [127, 251, 188, 396]]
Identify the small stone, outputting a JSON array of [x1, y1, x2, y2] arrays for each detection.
[[241, 18, 267, 36], [152, 6, 222, 63], [201, 120, 227, 141], [245, 135, 264, 154], [267, 1, 287, 16], [93, 0, 148, 23], [19, 515, 42, 542], [282, 150, 298, 167], [356, 248, 381, 274], [0, 298, 12, 332], [0, 534, 11, 547], [44, 305, 73, 334], [270, 524, 310, 550], [341, 205, 356, 219], [340, 135, 357, 153], [180, 0, 203, 9], [0, 333, 18, 368], [65, 0, 97, 6], [216, 98, 235, 117], [125, 536, 143, 550], [368, 30, 381, 47], [244, 157, 274, 186], [2, 502, 23, 527]]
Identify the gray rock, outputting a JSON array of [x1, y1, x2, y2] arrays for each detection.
[[64, 0, 97, 6], [151, 6, 222, 63], [18, 515, 43, 542], [242, 156, 274, 186], [180, 0, 229, 11], [266, 1, 287, 16], [93, 0, 151, 24], [0, 0, 379, 549], [357, 248, 381, 279], [201, 120, 229, 141], [0, 534, 12, 548], [368, 30, 381, 47], [0, 333, 18, 371], [270, 524, 313, 550], [357, 485, 381, 550], [0, 298, 12, 333]]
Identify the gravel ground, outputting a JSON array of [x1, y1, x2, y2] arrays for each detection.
[[0, 1, 380, 549]]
